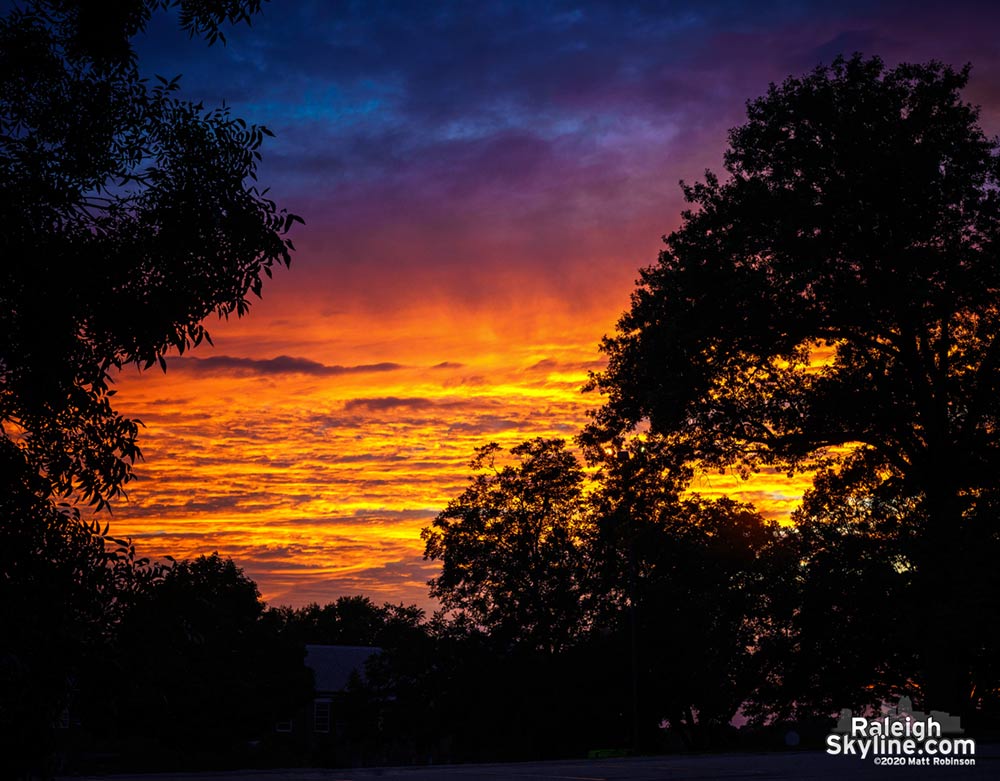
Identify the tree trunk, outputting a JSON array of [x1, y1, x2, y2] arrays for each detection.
[[915, 481, 972, 720]]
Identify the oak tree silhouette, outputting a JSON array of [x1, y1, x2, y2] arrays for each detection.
[[586, 54, 1000, 716]]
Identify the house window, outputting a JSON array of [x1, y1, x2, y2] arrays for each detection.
[[275, 720, 293, 733], [314, 699, 331, 733]]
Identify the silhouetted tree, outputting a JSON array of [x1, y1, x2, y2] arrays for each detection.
[[0, 447, 163, 777], [417, 440, 621, 760], [103, 554, 311, 768], [422, 439, 594, 654], [769, 458, 1000, 724], [272, 596, 424, 648], [586, 54, 1000, 716], [1, 2, 300, 771], [1, 0, 298, 510], [263, 597, 439, 766], [764, 462, 921, 720], [589, 443, 793, 746]]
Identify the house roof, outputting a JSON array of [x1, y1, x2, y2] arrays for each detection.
[[304, 644, 380, 694]]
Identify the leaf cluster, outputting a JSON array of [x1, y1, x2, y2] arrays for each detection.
[[0, 0, 301, 510], [587, 55, 1000, 493]]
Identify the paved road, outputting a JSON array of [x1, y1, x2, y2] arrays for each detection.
[[66, 746, 1000, 780]]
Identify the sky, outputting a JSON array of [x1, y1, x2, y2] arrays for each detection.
[[107, 0, 1000, 609]]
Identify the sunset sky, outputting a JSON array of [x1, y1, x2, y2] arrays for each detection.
[[109, 1, 1000, 609]]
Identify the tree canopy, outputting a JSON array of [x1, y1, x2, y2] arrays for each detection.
[[588, 55, 1000, 482], [0, 2, 300, 772], [586, 54, 1000, 713], [422, 439, 593, 654], [0, 0, 300, 511]]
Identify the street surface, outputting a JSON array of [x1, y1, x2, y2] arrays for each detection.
[[66, 745, 1000, 780]]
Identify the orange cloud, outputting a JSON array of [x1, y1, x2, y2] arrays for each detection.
[[107, 288, 621, 607], [106, 255, 818, 608]]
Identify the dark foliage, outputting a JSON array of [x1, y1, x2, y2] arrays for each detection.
[[0, 445, 161, 778], [1, 0, 299, 511], [270, 595, 426, 650], [586, 54, 1000, 716], [422, 439, 596, 655], [90, 554, 312, 770], [419, 439, 792, 755], [0, 2, 299, 775]]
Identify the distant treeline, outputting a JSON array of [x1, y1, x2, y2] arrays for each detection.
[[8, 436, 1000, 775]]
